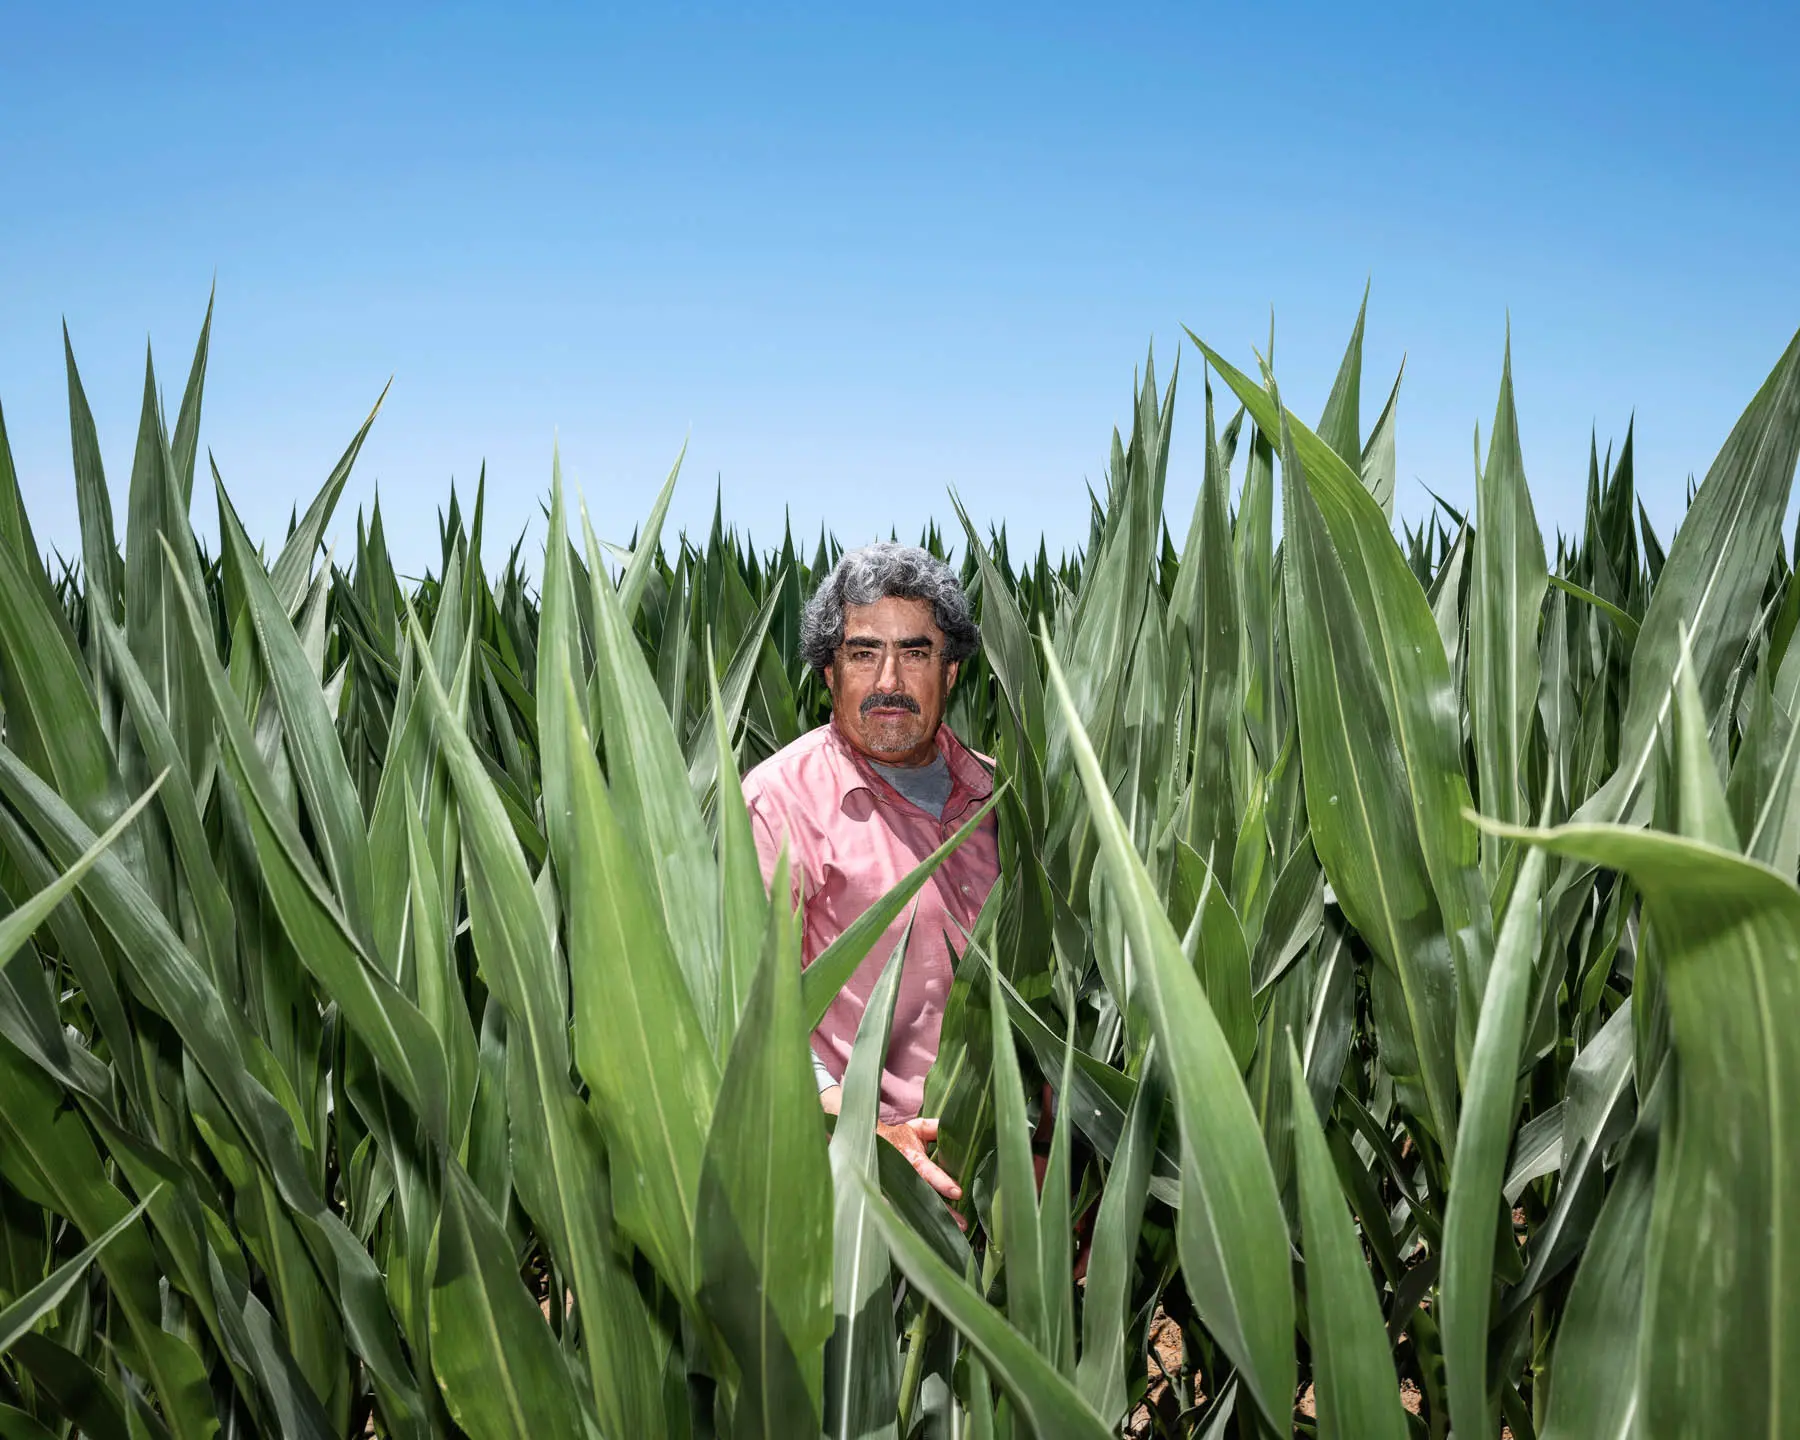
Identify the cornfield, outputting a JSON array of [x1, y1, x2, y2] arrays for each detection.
[[0, 293, 1796, 1440]]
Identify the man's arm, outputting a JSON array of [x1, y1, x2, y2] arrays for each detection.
[[746, 802, 804, 914], [751, 799, 847, 1113], [814, 1050, 842, 1116]]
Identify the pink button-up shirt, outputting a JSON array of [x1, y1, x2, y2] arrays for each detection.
[[743, 719, 1000, 1123]]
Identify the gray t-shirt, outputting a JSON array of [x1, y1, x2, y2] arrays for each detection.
[[869, 752, 953, 819]]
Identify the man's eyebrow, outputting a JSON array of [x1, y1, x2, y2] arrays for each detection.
[[842, 633, 935, 649]]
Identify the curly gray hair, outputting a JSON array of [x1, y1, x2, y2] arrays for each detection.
[[799, 542, 980, 674]]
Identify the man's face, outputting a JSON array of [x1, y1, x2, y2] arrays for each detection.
[[824, 596, 960, 766]]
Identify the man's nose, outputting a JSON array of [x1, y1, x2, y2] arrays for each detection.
[[875, 648, 905, 688]]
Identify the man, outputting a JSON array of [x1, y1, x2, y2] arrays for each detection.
[[743, 542, 998, 1205]]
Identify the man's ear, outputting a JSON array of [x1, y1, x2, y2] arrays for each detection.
[[945, 659, 960, 690], [821, 663, 839, 702]]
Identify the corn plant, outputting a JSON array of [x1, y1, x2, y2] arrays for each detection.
[[0, 292, 1797, 1440]]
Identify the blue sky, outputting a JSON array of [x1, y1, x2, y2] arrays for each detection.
[[3, 2, 1797, 578]]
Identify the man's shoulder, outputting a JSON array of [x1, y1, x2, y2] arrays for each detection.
[[741, 724, 845, 811]]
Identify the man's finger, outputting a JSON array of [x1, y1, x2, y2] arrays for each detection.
[[911, 1155, 962, 1201], [907, 1117, 941, 1142]]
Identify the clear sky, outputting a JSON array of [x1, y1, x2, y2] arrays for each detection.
[[4, 2, 1797, 580]]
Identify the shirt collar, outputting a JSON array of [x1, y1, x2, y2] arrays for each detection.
[[827, 715, 994, 810]]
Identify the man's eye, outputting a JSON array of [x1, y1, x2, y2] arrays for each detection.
[[849, 650, 878, 663], [904, 649, 931, 663]]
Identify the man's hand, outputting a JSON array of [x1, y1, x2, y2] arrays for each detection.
[[819, 1088, 963, 1218], [877, 1118, 962, 1203]]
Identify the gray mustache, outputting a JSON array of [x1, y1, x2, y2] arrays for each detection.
[[861, 691, 921, 717]]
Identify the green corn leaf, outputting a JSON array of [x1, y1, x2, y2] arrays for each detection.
[[63, 326, 122, 628], [168, 288, 211, 505], [1441, 845, 1545, 1439], [1672, 631, 1737, 848], [852, 1173, 1115, 1440], [1037, 1020, 1078, 1379], [1284, 1039, 1407, 1440], [0, 930, 109, 1100], [402, 788, 479, 1148], [70, 1104, 259, 1415], [1330, 1126, 1404, 1293], [1503, 1102, 1565, 1202], [581, 504, 722, 1043], [265, 384, 388, 615], [0, 1403, 64, 1440], [1468, 337, 1548, 870], [1361, 362, 1402, 519], [1271, 399, 1460, 1147], [1178, 851, 1257, 1072], [201, 1240, 339, 1440], [987, 955, 1046, 1351], [0, 534, 144, 889], [0, 751, 429, 1435], [165, 548, 450, 1143], [685, 575, 784, 806], [0, 1187, 159, 1356], [0, 1045, 217, 1439], [1043, 628, 1295, 1427], [412, 616, 666, 1440], [991, 958, 1179, 1198], [1075, 1051, 1162, 1426], [534, 450, 588, 857], [1745, 679, 1800, 874], [429, 1166, 588, 1440], [0, 772, 165, 976], [121, 346, 212, 787], [1540, 1104, 1658, 1440], [697, 853, 833, 1429], [1538, 587, 1576, 811], [873, 1140, 970, 1277], [1728, 657, 1794, 856], [1315, 286, 1366, 471], [951, 492, 1045, 758], [93, 613, 235, 990], [1433, 519, 1471, 672], [1251, 834, 1323, 995], [619, 441, 685, 624], [1584, 324, 1800, 824], [1548, 573, 1640, 644], [1235, 422, 1280, 770], [1483, 816, 1800, 1439], [1173, 381, 1242, 889], [0, 397, 67, 642], [1501, 1001, 1635, 1318], [1300, 919, 1357, 1119], [216, 485, 376, 942], [1194, 333, 1493, 1076], [825, 939, 905, 1440], [6, 1332, 133, 1440], [544, 657, 717, 1301], [707, 631, 770, 1057], [364, 641, 456, 983]]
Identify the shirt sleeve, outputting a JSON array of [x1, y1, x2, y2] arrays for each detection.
[[746, 800, 805, 912], [748, 796, 838, 1085]]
